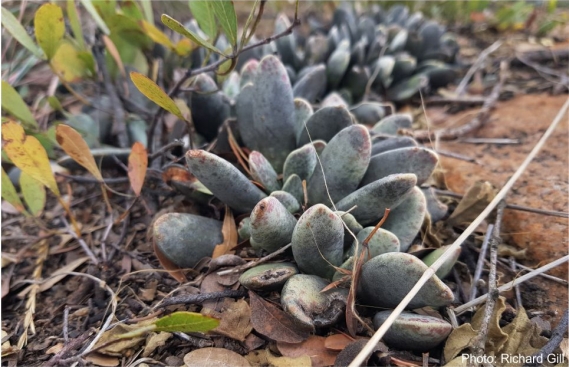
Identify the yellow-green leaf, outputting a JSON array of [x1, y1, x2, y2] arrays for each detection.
[[34, 3, 65, 60], [139, 0, 153, 23], [50, 42, 88, 82], [19, 171, 46, 216], [211, 0, 238, 48], [67, 0, 85, 50], [1, 167, 28, 215], [79, 0, 110, 35], [161, 14, 224, 56], [153, 312, 220, 333], [174, 38, 194, 56], [55, 124, 103, 182], [1, 7, 44, 59], [121, 0, 144, 20], [1, 81, 38, 129], [189, 1, 217, 41], [1, 121, 60, 197], [129, 71, 184, 119], [139, 20, 174, 49]]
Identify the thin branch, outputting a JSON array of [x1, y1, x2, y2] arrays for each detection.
[[157, 289, 247, 308], [470, 224, 493, 301], [348, 94, 569, 367], [61, 216, 98, 265], [455, 40, 502, 96], [434, 189, 569, 219], [471, 200, 506, 357], [217, 243, 293, 276], [497, 258, 568, 286], [455, 255, 569, 315], [55, 172, 130, 185], [523, 309, 569, 367], [415, 61, 509, 141]]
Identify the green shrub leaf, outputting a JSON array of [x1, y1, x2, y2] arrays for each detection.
[[1, 167, 28, 216], [153, 311, 220, 333], [1, 7, 43, 59], [1, 81, 38, 129], [66, 0, 85, 50], [211, 0, 238, 48], [34, 3, 65, 60], [189, 1, 217, 41], [79, 0, 110, 35], [129, 72, 184, 119], [19, 171, 46, 216], [161, 14, 224, 56]]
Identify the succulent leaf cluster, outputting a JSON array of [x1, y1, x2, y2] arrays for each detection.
[[154, 52, 458, 351]]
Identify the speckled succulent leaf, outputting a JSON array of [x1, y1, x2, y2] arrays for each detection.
[[421, 245, 461, 279], [336, 211, 363, 246], [350, 102, 386, 125], [239, 59, 259, 89], [371, 113, 413, 135], [311, 140, 327, 155], [326, 41, 351, 90], [252, 55, 296, 171], [238, 217, 251, 241], [386, 74, 428, 102], [374, 56, 396, 87], [371, 135, 418, 156], [282, 174, 304, 205], [362, 146, 438, 186], [359, 252, 454, 309], [239, 263, 298, 291], [321, 93, 348, 108], [250, 197, 297, 253], [305, 34, 330, 65], [270, 190, 301, 214], [189, 73, 230, 141], [307, 125, 371, 206], [332, 4, 358, 42], [422, 187, 448, 222], [235, 83, 259, 151], [416, 21, 443, 60], [293, 98, 314, 142], [249, 151, 281, 193], [373, 311, 452, 351], [392, 53, 417, 81], [292, 64, 327, 104], [222, 72, 240, 100], [291, 204, 344, 279], [389, 28, 408, 53], [297, 105, 354, 146], [153, 213, 222, 268], [185, 150, 267, 213], [275, 14, 299, 69], [336, 173, 417, 225], [416, 61, 457, 88], [386, 5, 409, 25], [283, 144, 317, 183], [281, 274, 348, 328], [342, 66, 369, 103], [381, 186, 427, 252], [347, 227, 400, 259]]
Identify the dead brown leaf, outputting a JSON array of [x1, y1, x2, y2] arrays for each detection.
[[84, 353, 120, 367], [183, 347, 250, 367], [278, 335, 339, 367], [245, 349, 311, 367], [142, 332, 172, 357], [213, 298, 252, 342], [127, 142, 148, 196], [212, 206, 238, 259], [448, 181, 496, 227], [249, 290, 311, 343], [153, 240, 187, 283], [324, 333, 354, 351]]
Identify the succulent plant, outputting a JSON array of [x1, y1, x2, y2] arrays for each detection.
[[153, 55, 457, 348], [230, 3, 459, 107]]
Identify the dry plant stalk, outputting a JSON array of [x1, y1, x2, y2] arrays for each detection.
[[18, 239, 49, 348], [348, 95, 569, 367]]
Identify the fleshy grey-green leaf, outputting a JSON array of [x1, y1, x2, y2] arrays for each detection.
[[186, 150, 267, 213], [250, 197, 297, 253], [297, 105, 354, 146], [249, 151, 281, 193], [283, 144, 317, 183]]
